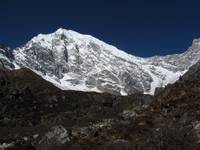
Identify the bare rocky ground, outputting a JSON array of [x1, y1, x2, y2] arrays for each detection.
[[0, 62, 200, 150]]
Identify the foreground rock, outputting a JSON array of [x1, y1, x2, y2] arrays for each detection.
[[0, 61, 200, 149]]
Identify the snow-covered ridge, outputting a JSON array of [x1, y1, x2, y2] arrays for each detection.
[[1, 28, 200, 95], [29, 28, 145, 63]]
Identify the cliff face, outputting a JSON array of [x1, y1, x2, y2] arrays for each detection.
[[0, 45, 14, 70]]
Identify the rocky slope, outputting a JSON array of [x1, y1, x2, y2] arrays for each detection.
[[0, 68, 153, 150], [1, 28, 200, 95], [0, 61, 200, 149]]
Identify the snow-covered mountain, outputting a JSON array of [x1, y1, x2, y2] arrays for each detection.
[[1, 28, 200, 95]]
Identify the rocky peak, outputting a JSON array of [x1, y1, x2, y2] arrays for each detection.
[[192, 38, 200, 47]]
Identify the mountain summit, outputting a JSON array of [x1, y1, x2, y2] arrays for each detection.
[[1, 28, 200, 95]]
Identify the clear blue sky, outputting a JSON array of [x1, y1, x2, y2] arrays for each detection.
[[0, 0, 200, 57]]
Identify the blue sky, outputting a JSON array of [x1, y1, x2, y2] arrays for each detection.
[[0, 0, 200, 57]]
